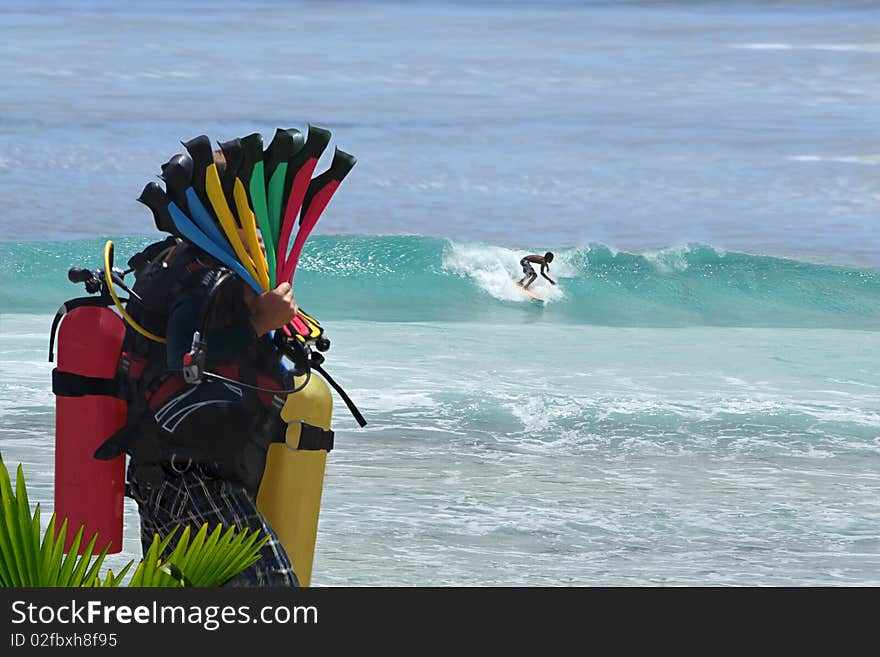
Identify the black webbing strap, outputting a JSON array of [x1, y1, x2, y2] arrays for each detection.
[[52, 368, 122, 398], [298, 422, 335, 452]]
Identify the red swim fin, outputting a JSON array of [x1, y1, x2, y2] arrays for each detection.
[[275, 125, 331, 283], [280, 147, 356, 284]]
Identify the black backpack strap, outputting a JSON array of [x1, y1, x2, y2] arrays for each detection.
[[297, 423, 335, 452], [52, 369, 124, 398]]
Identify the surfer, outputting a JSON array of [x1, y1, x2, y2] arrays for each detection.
[[517, 252, 556, 289]]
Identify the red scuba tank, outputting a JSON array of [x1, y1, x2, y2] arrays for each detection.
[[54, 306, 126, 555]]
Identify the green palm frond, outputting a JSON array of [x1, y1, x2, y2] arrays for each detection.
[[1, 455, 269, 588], [91, 564, 134, 588], [0, 455, 123, 587], [128, 527, 188, 587], [129, 523, 268, 587]]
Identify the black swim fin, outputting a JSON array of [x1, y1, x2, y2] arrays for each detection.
[[181, 134, 215, 207], [217, 138, 243, 222], [159, 153, 194, 216]]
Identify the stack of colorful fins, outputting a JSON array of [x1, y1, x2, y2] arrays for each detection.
[[137, 126, 356, 343]]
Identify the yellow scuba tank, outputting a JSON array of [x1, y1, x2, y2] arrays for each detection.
[[256, 372, 334, 587]]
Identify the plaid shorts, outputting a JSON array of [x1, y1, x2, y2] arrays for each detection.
[[127, 463, 299, 587]]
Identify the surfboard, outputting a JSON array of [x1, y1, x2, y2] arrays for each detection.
[[516, 282, 544, 302]]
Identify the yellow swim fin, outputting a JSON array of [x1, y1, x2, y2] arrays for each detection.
[[256, 372, 334, 587]]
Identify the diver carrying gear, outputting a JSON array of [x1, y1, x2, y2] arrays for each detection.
[[50, 127, 363, 586]]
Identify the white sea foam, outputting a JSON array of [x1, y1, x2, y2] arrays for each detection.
[[442, 242, 574, 303], [351, 389, 439, 414], [29, 67, 78, 77], [644, 245, 691, 273], [788, 154, 880, 166], [730, 43, 880, 53], [113, 70, 198, 80], [252, 72, 308, 82]]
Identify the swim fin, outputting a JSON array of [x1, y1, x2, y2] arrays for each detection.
[[159, 153, 192, 216], [280, 148, 357, 284], [219, 138, 271, 291], [264, 128, 305, 261], [183, 135, 264, 288], [275, 125, 331, 283], [239, 133, 276, 288], [160, 152, 237, 263], [137, 182, 262, 293]]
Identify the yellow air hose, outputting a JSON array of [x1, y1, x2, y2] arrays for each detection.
[[103, 240, 166, 343]]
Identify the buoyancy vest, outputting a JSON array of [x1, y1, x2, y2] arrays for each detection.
[[106, 239, 306, 490]]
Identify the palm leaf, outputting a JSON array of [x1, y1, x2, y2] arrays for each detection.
[[199, 524, 267, 586], [1, 455, 272, 588], [78, 542, 113, 588], [0, 457, 22, 586], [55, 525, 87, 586], [14, 465, 39, 584], [0, 455, 129, 588], [181, 523, 223, 584], [128, 528, 186, 587], [37, 512, 58, 585], [128, 522, 268, 587], [167, 522, 207, 578], [0, 464, 28, 586], [65, 531, 101, 587], [91, 562, 133, 588], [44, 516, 71, 587]]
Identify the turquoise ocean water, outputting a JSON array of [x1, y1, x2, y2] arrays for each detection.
[[1, 0, 879, 585]]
